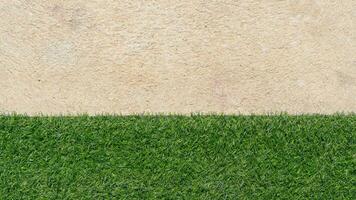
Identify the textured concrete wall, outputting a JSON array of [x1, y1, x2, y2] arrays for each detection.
[[0, 0, 355, 114]]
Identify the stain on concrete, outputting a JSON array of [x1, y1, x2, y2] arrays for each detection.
[[41, 40, 77, 67]]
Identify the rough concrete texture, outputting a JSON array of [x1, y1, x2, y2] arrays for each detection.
[[0, 0, 355, 115]]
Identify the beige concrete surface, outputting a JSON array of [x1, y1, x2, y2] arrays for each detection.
[[0, 0, 355, 115]]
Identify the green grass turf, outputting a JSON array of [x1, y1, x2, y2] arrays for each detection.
[[0, 115, 355, 199]]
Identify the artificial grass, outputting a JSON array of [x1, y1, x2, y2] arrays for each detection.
[[0, 115, 355, 199]]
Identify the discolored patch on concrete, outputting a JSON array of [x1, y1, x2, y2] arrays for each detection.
[[0, 0, 355, 115]]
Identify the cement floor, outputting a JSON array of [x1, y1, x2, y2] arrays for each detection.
[[1, 0, 355, 115]]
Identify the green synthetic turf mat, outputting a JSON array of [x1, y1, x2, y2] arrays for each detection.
[[0, 115, 355, 199]]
